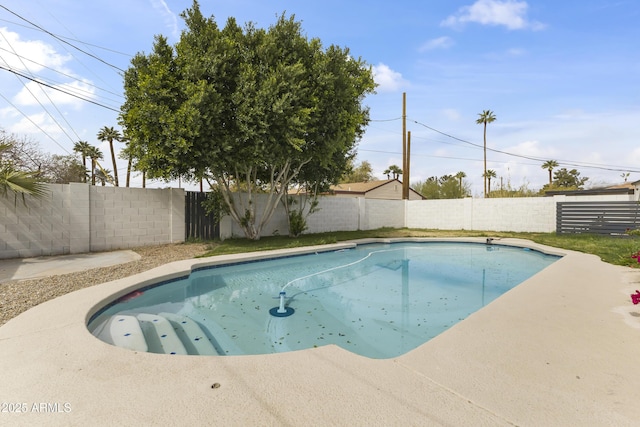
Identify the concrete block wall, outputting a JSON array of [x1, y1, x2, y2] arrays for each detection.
[[0, 183, 71, 258], [307, 197, 360, 233], [3, 185, 635, 258], [363, 199, 404, 230], [407, 199, 468, 230], [0, 184, 185, 259], [221, 194, 363, 238], [470, 198, 556, 232], [222, 193, 290, 238], [406, 197, 557, 232], [68, 183, 90, 254], [89, 186, 184, 252]]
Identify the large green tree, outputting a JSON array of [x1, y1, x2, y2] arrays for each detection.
[[120, 2, 375, 239], [476, 109, 496, 198]]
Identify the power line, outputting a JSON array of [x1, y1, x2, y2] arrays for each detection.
[[0, 5, 126, 73], [0, 65, 120, 112], [406, 117, 640, 174], [0, 91, 71, 154], [370, 117, 401, 122], [0, 17, 132, 58], [0, 46, 124, 101], [0, 30, 81, 144], [365, 116, 640, 174]]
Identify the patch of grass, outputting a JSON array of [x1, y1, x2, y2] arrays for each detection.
[[515, 232, 640, 267], [200, 228, 640, 268]]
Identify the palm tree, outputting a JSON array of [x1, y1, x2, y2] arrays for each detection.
[[483, 169, 497, 195], [476, 110, 497, 198], [541, 160, 559, 185], [384, 165, 403, 180], [97, 126, 122, 187], [95, 168, 113, 187], [118, 134, 133, 187], [73, 140, 92, 183], [455, 171, 466, 197], [86, 145, 103, 186], [0, 143, 47, 202]]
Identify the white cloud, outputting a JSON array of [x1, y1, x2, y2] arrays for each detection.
[[372, 63, 407, 93], [441, 0, 545, 31], [149, 0, 179, 39], [0, 27, 70, 73], [14, 79, 96, 110], [9, 112, 61, 136], [419, 36, 455, 52]]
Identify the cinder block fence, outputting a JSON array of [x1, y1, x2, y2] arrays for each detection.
[[0, 183, 634, 259], [0, 183, 184, 259]]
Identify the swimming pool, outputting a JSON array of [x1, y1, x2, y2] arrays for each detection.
[[88, 241, 560, 359]]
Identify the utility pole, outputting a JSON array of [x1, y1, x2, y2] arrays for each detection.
[[406, 131, 411, 199], [402, 92, 408, 199]]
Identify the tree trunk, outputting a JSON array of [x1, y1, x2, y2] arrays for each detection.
[[483, 122, 487, 198], [126, 156, 132, 187], [213, 159, 310, 240], [109, 140, 119, 187]]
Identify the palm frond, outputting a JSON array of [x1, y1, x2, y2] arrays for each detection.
[[0, 168, 48, 203]]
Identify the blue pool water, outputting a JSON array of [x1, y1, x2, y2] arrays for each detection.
[[88, 242, 559, 359]]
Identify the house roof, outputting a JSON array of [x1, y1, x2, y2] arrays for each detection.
[[331, 179, 397, 194], [331, 179, 424, 199], [544, 182, 635, 196]]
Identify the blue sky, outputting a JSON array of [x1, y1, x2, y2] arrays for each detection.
[[0, 0, 638, 194]]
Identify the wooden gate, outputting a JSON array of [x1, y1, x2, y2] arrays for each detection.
[[185, 191, 219, 240], [556, 201, 640, 235]]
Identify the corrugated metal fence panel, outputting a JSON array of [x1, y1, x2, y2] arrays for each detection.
[[185, 191, 219, 240], [556, 201, 640, 235]]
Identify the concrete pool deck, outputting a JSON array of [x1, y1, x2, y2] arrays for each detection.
[[1, 238, 639, 426]]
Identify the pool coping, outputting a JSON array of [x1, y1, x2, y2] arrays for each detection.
[[1, 237, 639, 425]]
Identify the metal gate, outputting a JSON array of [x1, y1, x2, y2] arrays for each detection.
[[556, 201, 640, 235]]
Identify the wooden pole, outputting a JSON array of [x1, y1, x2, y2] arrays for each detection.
[[402, 92, 407, 199], [406, 131, 411, 199]]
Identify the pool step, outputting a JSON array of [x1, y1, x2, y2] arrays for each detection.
[[136, 313, 188, 355], [96, 312, 219, 356], [94, 314, 148, 352], [158, 312, 217, 356]]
